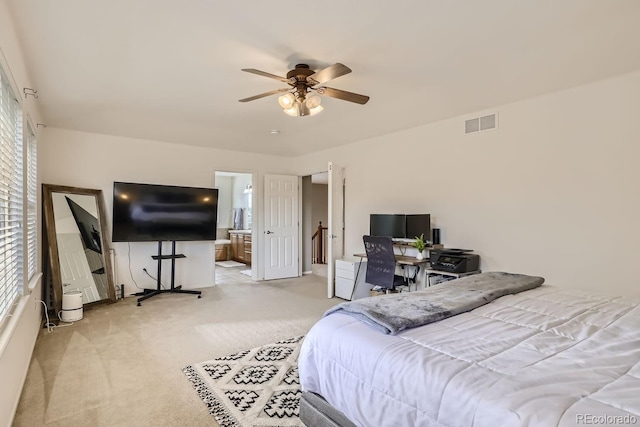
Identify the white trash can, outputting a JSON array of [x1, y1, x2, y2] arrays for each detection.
[[61, 290, 83, 322]]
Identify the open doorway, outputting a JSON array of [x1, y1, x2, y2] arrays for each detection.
[[301, 172, 329, 280], [214, 171, 253, 284]]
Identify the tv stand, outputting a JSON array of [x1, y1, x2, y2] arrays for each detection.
[[136, 241, 202, 306]]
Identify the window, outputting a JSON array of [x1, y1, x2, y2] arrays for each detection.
[[26, 122, 37, 280], [0, 65, 24, 325]]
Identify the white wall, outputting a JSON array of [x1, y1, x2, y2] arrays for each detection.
[[40, 128, 293, 292], [296, 70, 640, 296]]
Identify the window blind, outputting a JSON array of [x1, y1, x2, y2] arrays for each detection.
[[26, 123, 37, 280], [0, 65, 23, 325]]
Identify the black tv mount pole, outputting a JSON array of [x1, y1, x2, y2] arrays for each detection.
[[136, 241, 202, 306]]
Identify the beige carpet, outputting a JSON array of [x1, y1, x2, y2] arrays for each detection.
[[13, 274, 339, 427]]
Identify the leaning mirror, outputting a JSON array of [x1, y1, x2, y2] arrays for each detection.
[[43, 184, 116, 315]]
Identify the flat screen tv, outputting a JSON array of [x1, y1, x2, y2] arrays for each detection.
[[405, 214, 431, 241], [369, 214, 406, 238], [112, 182, 218, 242]]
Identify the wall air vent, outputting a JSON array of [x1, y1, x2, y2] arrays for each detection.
[[465, 113, 498, 134]]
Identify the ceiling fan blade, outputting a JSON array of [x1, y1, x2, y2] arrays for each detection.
[[307, 63, 352, 85], [317, 87, 370, 105], [241, 68, 289, 83], [239, 88, 291, 102]]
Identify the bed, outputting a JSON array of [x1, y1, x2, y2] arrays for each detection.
[[298, 273, 640, 427]]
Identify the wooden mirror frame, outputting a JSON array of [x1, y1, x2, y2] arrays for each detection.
[[42, 184, 117, 314]]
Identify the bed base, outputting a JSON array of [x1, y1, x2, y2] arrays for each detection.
[[300, 391, 357, 427]]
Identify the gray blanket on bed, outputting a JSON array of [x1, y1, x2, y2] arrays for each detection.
[[324, 272, 544, 334]]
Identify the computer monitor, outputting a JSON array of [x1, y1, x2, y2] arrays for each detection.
[[405, 214, 431, 242], [369, 214, 406, 238]]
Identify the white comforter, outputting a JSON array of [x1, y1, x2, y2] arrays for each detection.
[[298, 286, 640, 427]]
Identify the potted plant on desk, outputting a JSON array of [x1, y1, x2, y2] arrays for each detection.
[[412, 233, 429, 260]]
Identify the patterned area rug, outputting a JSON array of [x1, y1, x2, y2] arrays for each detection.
[[183, 336, 304, 427]]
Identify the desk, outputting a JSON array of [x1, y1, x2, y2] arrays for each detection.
[[394, 255, 430, 267], [353, 253, 429, 291], [352, 253, 429, 266]]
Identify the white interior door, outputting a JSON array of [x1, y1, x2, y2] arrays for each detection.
[[263, 174, 299, 280], [327, 161, 345, 298]]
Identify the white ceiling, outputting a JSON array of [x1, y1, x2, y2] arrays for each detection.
[[6, 0, 640, 157]]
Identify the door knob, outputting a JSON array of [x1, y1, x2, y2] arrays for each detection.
[[265, 230, 273, 234]]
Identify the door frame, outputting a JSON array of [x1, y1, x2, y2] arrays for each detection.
[[299, 162, 345, 298], [211, 165, 346, 285], [327, 161, 345, 298], [213, 169, 256, 281]]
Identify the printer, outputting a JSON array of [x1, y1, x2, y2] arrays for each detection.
[[430, 249, 480, 273]]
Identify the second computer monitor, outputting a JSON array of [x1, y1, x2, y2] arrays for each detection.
[[405, 214, 431, 241], [369, 214, 406, 238]]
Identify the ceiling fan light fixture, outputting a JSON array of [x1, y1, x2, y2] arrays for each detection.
[[308, 105, 324, 116], [278, 93, 295, 109], [283, 105, 299, 116], [305, 94, 322, 109]]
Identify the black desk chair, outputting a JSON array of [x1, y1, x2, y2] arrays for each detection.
[[363, 235, 407, 293]]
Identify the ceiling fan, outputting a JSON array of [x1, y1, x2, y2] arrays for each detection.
[[239, 63, 370, 117]]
